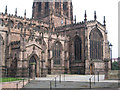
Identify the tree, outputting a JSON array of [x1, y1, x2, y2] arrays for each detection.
[[112, 61, 119, 70]]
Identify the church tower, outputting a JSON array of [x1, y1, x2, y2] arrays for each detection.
[[32, 0, 73, 28]]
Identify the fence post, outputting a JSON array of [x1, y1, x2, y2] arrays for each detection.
[[16, 83, 18, 90], [89, 78, 91, 89], [28, 77, 30, 83], [59, 74, 61, 83], [55, 77, 56, 87], [98, 72, 99, 82], [94, 74, 95, 84], [64, 74, 65, 81], [23, 79, 24, 87]]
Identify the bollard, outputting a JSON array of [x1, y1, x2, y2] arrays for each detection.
[[23, 79, 24, 87], [50, 81, 52, 90], [98, 72, 99, 82], [89, 78, 91, 89], [55, 77, 56, 87], [16, 83, 18, 90]]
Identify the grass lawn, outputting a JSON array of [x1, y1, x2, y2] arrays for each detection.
[[0, 77, 23, 82]]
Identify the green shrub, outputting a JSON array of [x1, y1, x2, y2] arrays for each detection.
[[112, 61, 119, 70]]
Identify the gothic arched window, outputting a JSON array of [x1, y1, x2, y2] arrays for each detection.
[[55, 2, 61, 14], [0, 19, 4, 26], [45, 2, 49, 15], [38, 2, 41, 12], [35, 26, 40, 31], [55, 2, 59, 8], [52, 42, 62, 65], [0, 34, 3, 66], [74, 36, 82, 60], [70, 2, 73, 22], [8, 20, 14, 28], [63, 2, 67, 11], [90, 29, 103, 59], [17, 22, 23, 29], [63, 2, 68, 17]]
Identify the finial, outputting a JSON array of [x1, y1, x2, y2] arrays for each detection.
[[5, 5, 7, 14], [103, 16, 106, 26], [15, 8, 17, 16], [74, 15, 76, 24], [24, 9, 26, 18], [84, 10, 87, 21], [94, 11, 97, 20]]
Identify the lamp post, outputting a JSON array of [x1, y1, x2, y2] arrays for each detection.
[[109, 43, 113, 70]]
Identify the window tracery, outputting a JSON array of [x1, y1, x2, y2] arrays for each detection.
[[74, 36, 82, 60], [90, 29, 103, 59], [52, 42, 62, 65]]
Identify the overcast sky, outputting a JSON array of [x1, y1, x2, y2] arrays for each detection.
[[0, 0, 119, 58]]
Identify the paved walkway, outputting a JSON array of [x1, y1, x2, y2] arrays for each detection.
[[21, 75, 119, 90], [35, 75, 118, 82]]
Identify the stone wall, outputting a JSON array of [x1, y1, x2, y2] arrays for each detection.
[[32, 1, 72, 27], [0, 1, 110, 76], [108, 70, 120, 80]]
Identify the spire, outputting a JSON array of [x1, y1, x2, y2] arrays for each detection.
[[103, 16, 106, 26], [5, 5, 7, 14], [24, 9, 26, 18], [94, 11, 97, 20], [15, 8, 17, 16], [84, 10, 87, 22]]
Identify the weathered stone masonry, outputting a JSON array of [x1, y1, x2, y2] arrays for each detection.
[[0, 0, 111, 77]]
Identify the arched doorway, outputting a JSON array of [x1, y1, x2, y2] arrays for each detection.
[[90, 63, 94, 75], [10, 57, 17, 77], [29, 56, 37, 78]]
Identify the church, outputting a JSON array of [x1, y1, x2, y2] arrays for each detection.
[[0, 0, 111, 77]]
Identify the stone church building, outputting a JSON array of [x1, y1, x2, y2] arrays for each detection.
[[0, 0, 111, 77]]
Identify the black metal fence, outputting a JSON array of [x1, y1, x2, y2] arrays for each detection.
[[1, 66, 32, 90]]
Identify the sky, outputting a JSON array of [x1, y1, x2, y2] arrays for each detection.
[[0, 0, 119, 58]]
